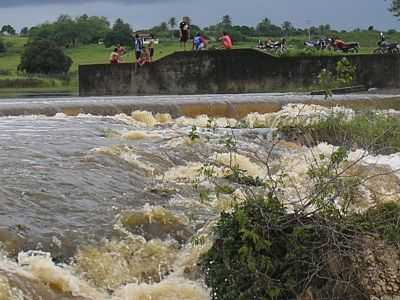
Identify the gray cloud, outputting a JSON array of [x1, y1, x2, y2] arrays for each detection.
[[0, 0, 174, 8], [0, 0, 397, 31]]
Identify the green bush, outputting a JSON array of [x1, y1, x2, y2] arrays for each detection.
[[202, 197, 400, 300], [104, 18, 133, 48], [316, 57, 357, 98], [18, 39, 72, 75], [199, 139, 400, 300], [280, 112, 400, 155]]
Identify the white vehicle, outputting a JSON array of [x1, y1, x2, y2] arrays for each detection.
[[135, 32, 160, 45], [143, 37, 160, 45]]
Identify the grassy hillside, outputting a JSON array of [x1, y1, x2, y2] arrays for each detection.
[[0, 31, 399, 94]]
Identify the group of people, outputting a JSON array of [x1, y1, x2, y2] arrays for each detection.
[[134, 34, 156, 66], [110, 17, 234, 65], [178, 17, 232, 51], [110, 34, 156, 66]]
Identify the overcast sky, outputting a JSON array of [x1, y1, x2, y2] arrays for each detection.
[[0, 0, 398, 31]]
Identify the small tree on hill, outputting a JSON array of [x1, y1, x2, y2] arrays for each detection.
[[104, 18, 133, 48], [168, 17, 177, 30], [18, 39, 72, 75], [1, 25, 16, 35], [168, 17, 177, 39], [221, 15, 233, 29], [282, 21, 294, 36], [20, 27, 29, 36]]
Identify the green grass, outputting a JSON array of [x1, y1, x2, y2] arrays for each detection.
[[280, 112, 400, 155], [0, 31, 399, 93]]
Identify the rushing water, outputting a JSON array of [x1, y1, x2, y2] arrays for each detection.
[[0, 102, 399, 299]]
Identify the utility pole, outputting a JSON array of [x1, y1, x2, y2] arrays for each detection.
[[306, 20, 311, 41]]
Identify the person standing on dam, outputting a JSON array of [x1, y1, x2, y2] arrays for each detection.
[[148, 34, 156, 62], [179, 17, 190, 50], [134, 34, 144, 64]]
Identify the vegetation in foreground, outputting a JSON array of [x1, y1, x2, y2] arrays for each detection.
[[202, 193, 400, 300], [196, 122, 400, 299]]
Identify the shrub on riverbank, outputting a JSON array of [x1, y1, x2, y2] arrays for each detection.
[[201, 196, 400, 300], [200, 146, 400, 300], [280, 112, 400, 154]]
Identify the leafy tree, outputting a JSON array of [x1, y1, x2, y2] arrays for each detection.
[[20, 27, 29, 36], [149, 22, 170, 38], [75, 14, 110, 44], [256, 17, 271, 33], [390, 0, 400, 17], [53, 15, 78, 47], [318, 24, 331, 35], [234, 25, 256, 36], [29, 23, 56, 43], [282, 21, 294, 35], [256, 18, 282, 37], [228, 30, 246, 42], [104, 18, 133, 48], [1, 25, 16, 35], [18, 39, 72, 75], [221, 15, 233, 29], [368, 25, 375, 31], [168, 17, 177, 30], [28, 14, 111, 47], [190, 24, 202, 34]]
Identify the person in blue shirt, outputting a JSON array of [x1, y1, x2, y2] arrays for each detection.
[[193, 33, 206, 51], [134, 34, 144, 63]]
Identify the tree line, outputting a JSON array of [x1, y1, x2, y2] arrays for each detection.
[[2, 13, 398, 50]]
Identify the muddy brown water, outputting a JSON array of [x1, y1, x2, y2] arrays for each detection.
[[0, 94, 399, 299]]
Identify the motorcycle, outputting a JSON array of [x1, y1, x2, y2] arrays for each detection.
[[329, 38, 360, 53], [373, 33, 400, 55], [304, 38, 329, 50], [257, 39, 288, 55]]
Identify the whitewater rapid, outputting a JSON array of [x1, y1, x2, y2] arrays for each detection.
[[0, 104, 399, 299]]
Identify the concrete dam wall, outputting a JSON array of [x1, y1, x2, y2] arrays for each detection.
[[79, 49, 400, 96], [2, 94, 400, 118]]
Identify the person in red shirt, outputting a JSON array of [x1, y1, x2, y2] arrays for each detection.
[[220, 32, 233, 49]]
